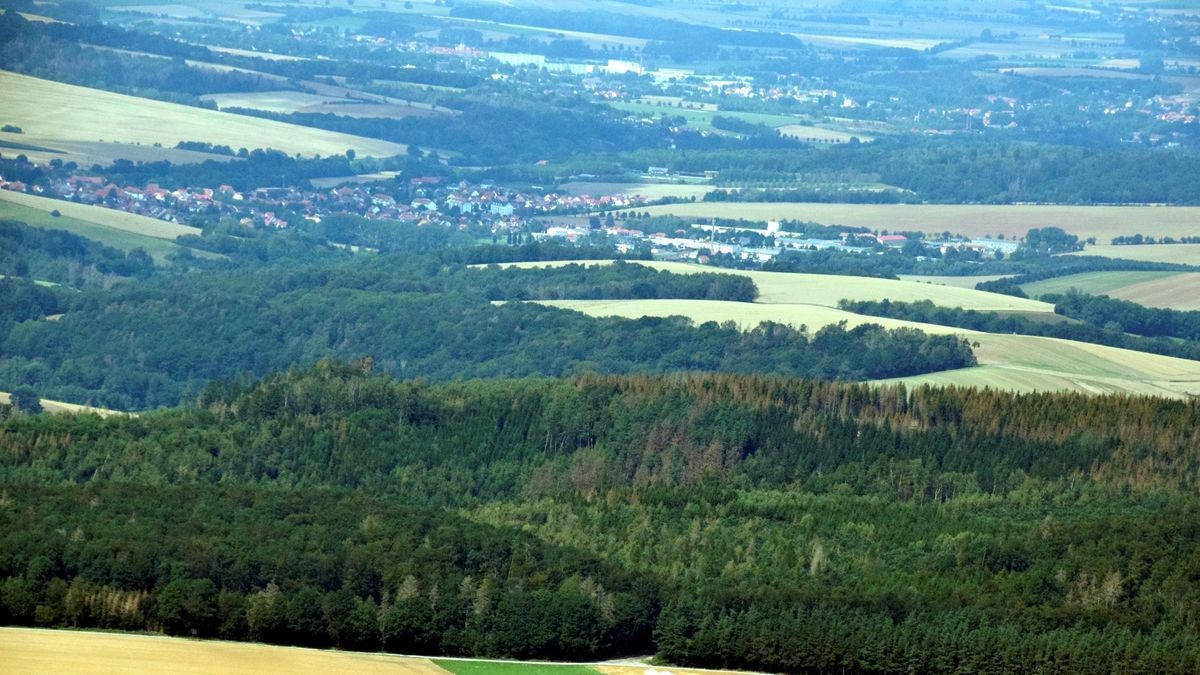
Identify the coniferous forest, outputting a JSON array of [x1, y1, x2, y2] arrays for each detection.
[[2, 364, 1199, 672]]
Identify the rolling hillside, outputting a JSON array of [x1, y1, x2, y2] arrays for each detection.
[[0, 71, 408, 160], [511, 261, 1200, 397]]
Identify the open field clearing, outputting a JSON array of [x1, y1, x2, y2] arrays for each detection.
[[203, 91, 453, 119], [0, 628, 450, 675], [0, 189, 196, 240], [789, 33, 945, 50], [207, 46, 310, 61], [499, 261, 1200, 396], [531, 296, 1200, 397], [496, 260, 1053, 312], [637, 261, 1054, 311], [0, 191, 217, 262], [777, 124, 870, 143], [202, 90, 351, 114], [0, 71, 407, 158], [0, 392, 123, 416], [557, 182, 714, 200], [1020, 270, 1180, 298], [0, 131, 238, 166], [533, 299, 970, 336], [609, 102, 807, 131], [639, 202, 1200, 241], [899, 274, 1012, 289], [1001, 67, 1154, 80], [1070, 244, 1200, 266], [889, 334, 1200, 398]]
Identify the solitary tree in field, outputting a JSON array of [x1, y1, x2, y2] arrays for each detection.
[[10, 387, 42, 414]]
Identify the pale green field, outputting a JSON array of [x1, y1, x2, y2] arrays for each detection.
[[899, 274, 1012, 289], [0, 191, 210, 262], [1021, 271, 1200, 310], [1021, 271, 1182, 298], [557, 182, 714, 200], [202, 90, 351, 114], [1071, 244, 1200, 266], [534, 299, 970, 336], [638, 261, 1054, 312], [0, 132, 239, 166], [640, 203, 1200, 241], [777, 124, 870, 143], [0, 71, 407, 158], [608, 102, 807, 130], [499, 260, 1053, 311]]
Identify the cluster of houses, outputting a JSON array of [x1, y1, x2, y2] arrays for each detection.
[[0, 171, 652, 235]]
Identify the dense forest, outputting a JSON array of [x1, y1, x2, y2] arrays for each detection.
[[2, 365, 1198, 672], [0, 222, 974, 409]]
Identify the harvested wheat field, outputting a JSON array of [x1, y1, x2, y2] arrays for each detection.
[[0, 628, 451, 675]]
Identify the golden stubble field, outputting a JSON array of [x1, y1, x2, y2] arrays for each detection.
[[0, 71, 408, 159], [0, 628, 451, 675], [639, 202, 1200, 241]]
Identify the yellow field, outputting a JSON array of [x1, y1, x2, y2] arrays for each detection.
[[1071, 244, 1200, 266], [0, 189, 198, 240], [639, 202, 1200, 241], [0, 628, 451, 675], [1020, 271, 1200, 310], [535, 298, 970, 336], [0, 71, 408, 158]]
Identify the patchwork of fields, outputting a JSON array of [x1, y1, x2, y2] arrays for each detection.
[[1021, 271, 1200, 310], [504, 260, 1200, 397], [1070, 244, 1200, 266], [0, 71, 408, 159], [639, 202, 1200, 241]]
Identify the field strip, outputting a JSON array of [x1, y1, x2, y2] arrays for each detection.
[[1069, 244, 1200, 266], [638, 202, 1200, 241], [0, 628, 452, 675], [0, 189, 198, 240], [486, 260, 1053, 312], [0, 392, 126, 416], [0, 71, 407, 158], [533, 299, 970, 336], [0, 628, 770, 675]]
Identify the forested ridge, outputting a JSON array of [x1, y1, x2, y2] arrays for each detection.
[[2, 365, 1199, 672], [0, 232, 974, 410]]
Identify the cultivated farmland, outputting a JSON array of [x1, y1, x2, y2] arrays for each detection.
[[0, 71, 408, 158], [1022, 271, 1200, 311], [639, 202, 1200, 242], [505, 261, 1200, 397], [0, 628, 452, 675], [535, 298, 969, 335], [0, 190, 210, 261], [557, 182, 714, 200], [1070, 244, 1200, 266]]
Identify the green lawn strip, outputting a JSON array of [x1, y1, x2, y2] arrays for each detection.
[[432, 659, 600, 675]]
